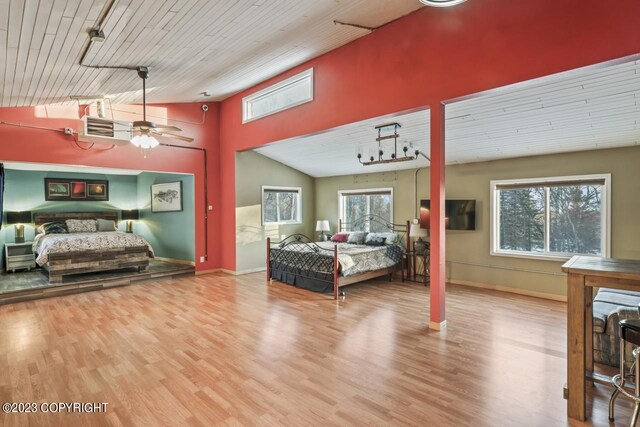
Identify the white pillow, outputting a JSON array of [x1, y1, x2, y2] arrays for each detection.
[[347, 231, 367, 244], [366, 232, 399, 245]]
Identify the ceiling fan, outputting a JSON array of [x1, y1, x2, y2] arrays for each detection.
[[130, 67, 194, 148]]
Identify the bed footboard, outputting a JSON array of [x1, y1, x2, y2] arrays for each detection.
[[47, 246, 150, 283], [267, 235, 339, 297]]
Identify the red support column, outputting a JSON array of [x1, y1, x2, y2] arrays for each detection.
[[429, 103, 446, 331]]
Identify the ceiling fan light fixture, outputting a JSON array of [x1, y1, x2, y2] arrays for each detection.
[[131, 133, 159, 149], [419, 0, 467, 7]]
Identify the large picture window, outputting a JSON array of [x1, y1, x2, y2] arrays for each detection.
[[262, 186, 302, 225], [339, 189, 393, 232], [491, 174, 610, 259], [243, 69, 314, 123]]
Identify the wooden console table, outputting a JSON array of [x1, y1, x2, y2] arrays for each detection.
[[562, 256, 640, 421]]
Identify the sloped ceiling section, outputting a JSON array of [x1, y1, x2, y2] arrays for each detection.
[[255, 109, 431, 178], [0, 0, 422, 107], [445, 59, 640, 164], [257, 58, 640, 177]]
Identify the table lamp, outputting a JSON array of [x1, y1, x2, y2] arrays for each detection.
[[7, 211, 32, 243], [410, 223, 429, 253], [316, 220, 330, 241], [121, 209, 139, 233]]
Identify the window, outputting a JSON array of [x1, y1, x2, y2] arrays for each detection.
[[491, 174, 610, 260], [339, 189, 393, 232], [243, 69, 314, 123], [262, 186, 302, 225]]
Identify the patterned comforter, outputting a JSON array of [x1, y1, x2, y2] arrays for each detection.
[[274, 241, 404, 277], [33, 232, 155, 266]]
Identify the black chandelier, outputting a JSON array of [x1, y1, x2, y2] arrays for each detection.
[[357, 122, 419, 166]]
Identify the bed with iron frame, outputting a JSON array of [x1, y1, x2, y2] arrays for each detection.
[[267, 215, 410, 299]]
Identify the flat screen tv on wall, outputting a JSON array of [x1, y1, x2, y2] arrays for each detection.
[[420, 199, 476, 231]]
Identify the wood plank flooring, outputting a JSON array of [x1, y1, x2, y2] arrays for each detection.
[[0, 260, 194, 305], [0, 273, 634, 426]]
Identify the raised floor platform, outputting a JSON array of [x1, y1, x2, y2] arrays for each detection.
[[0, 259, 194, 305]]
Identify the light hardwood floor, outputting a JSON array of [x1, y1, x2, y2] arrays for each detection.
[[0, 273, 634, 426]]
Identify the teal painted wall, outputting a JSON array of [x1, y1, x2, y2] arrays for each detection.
[[0, 168, 195, 270], [136, 172, 195, 263]]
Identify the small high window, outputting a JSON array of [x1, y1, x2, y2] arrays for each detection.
[[243, 69, 314, 123]]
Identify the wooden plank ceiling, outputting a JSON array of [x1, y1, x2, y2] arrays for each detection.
[[0, 0, 422, 107], [255, 109, 430, 177]]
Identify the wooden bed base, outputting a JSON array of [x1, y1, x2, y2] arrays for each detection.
[[46, 246, 150, 284], [33, 212, 149, 284], [266, 216, 410, 299]]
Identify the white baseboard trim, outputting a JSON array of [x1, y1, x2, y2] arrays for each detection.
[[429, 320, 447, 331], [235, 267, 267, 276], [449, 279, 567, 302]]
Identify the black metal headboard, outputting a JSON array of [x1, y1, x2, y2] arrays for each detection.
[[338, 215, 411, 252]]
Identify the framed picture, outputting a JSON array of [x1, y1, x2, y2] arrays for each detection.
[[87, 183, 108, 199], [45, 178, 109, 201], [151, 181, 183, 213], [46, 181, 70, 198], [71, 182, 86, 198]]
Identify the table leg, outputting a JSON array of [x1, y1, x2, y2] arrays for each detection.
[[567, 273, 586, 421], [585, 286, 594, 386], [412, 253, 416, 281]]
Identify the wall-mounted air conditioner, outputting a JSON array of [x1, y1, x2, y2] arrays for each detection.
[[78, 116, 132, 146]]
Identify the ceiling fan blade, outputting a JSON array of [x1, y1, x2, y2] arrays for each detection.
[[154, 124, 182, 132], [151, 130, 194, 142]]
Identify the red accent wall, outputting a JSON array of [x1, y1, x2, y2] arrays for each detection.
[[220, 0, 640, 270], [0, 102, 221, 271], [1, 0, 640, 274]]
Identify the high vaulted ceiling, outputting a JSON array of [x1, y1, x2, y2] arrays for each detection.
[[0, 0, 422, 107], [256, 57, 640, 177]]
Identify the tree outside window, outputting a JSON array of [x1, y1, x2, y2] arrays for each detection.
[[340, 189, 392, 232], [492, 175, 609, 259], [262, 187, 301, 224]]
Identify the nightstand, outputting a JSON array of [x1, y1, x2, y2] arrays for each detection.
[[5, 242, 36, 273], [411, 241, 430, 286]]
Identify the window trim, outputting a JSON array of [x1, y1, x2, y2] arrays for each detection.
[[490, 174, 611, 261], [242, 68, 314, 123], [338, 188, 394, 231], [261, 185, 302, 225]]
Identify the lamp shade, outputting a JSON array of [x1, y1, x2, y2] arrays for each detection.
[[316, 220, 330, 232], [121, 209, 140, 220], [7, 211, 32, 224], [419, 0, 467, 7], [410, 223, 428, 239]]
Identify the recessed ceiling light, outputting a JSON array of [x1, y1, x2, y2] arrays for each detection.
[[419, 0, 467, 7]]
